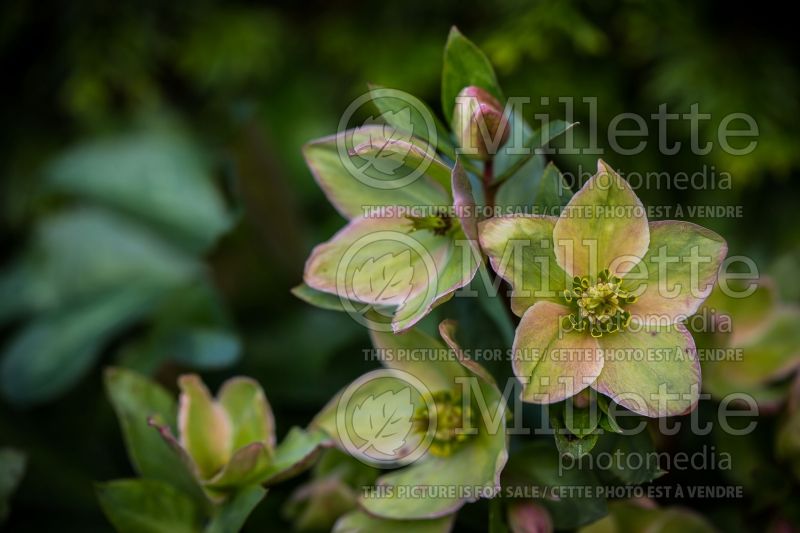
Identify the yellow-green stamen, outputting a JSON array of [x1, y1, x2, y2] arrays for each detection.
[[561, 269, 637, 337], [412, 390, 475, 457], [406, 208, 453, 236]]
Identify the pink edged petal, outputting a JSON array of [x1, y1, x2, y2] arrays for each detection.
[[451, 158, 480, 253], [478, 215, 569, 316], [438, 319, 496, 386], [513, 301, 604, 403], [304, 215, 445, 308], [392, 232, 480, 332], [592, 322, 701, 417], [177, 375, 233, 480], [626, 220, 727, 326], [305, 215, 478, 333], [552, 160, 649, 278], [303, 126, 450, 220]]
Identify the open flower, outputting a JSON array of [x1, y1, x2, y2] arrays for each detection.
[[312, 321, 508, 519], [479, 160, 727, 417], [147, 374, 325, 498], [303, 131, 480, 332]]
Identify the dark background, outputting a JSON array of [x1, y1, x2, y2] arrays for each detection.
[[1, 0, 799, 530]]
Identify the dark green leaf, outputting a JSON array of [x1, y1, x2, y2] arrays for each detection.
[[96, 479, 201, 533], [441, 27, 503, 124], [104, 368, 205, 503], [204, 485, 266, 533], [502, 441, 607, 529], [0, 286, 157, 405]]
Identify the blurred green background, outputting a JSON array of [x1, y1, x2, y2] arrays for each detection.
[[1, 0, 799, 530]]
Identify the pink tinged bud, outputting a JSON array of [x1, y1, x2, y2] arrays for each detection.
[[507, 501, 554, 533], [452, 86, 509, 160]]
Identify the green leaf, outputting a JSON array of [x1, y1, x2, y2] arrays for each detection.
[[104, 368, 205, 502], [592, 430, 665, 486], [96, 479, 201, 533], [204, 485, 266, 533], [502, 441, 607, 529], [46, 130, 233, 253], [0, 448, 26, 524], [493, 120, 577, 185], [441, 27, 503, 124], [551, 413, 599, 459], [0, 286, 157, 405]]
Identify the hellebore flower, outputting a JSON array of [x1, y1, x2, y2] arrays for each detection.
[[698, 275, 800, 409], [312, 321, 508, 519], [148, 374, 325, 498], [452, 86, 510, 160], [479, 160, 727, 417], [303, 128, 481, 332]]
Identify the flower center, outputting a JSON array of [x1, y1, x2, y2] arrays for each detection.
[[561, 269, 637, 337], [406, 208, 453, 236], [412, 390, 475, 457]]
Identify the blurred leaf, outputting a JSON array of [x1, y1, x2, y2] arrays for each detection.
[[1, 208, 201, 323], [46, 131, 233, 253], [170, 329, 241, 369], [96, 478, 201, 533], [0, 448, 27, 524], [441, 27, 503, 124], [104, 368, 205, 503], [0, 285, 157, 405], [204, 485, 266, 533]]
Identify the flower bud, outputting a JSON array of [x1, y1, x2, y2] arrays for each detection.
[[452, 86, 509, 160]]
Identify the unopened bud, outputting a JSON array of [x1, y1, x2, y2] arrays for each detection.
[[452, 86, 509, 160]]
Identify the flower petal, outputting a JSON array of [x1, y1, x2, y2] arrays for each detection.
[[592, 323, 700, 417], [205, 442, 273, 491], [360, 381, 506, 520], [334, 510, 455, 533], [304, 216, 475, 333], [478, 216, 568, 315], [370, 326, 470, 389], [217, 377, 275, 452], [438, 319, 496, 386], [177, 375, 232, 479], [626, 221, 727, 325], [391, 230, 480, 332], [303, 126, 450, 220], [552, 160, 649, 278], [513, 301, 603, 403]]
